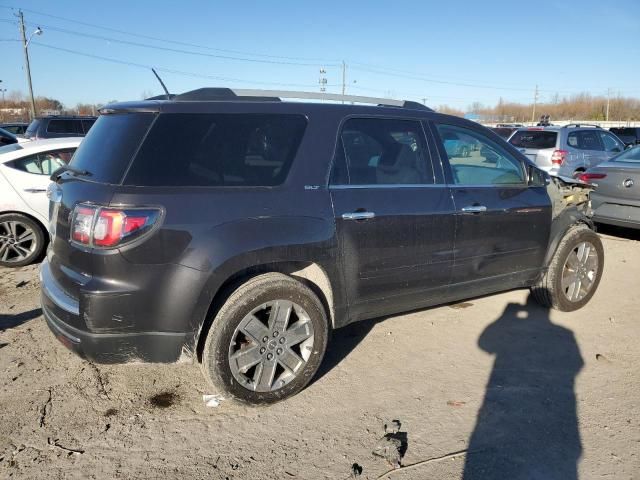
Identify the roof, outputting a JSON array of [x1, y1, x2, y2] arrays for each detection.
[[101, 87, 435, 116], [34, 115, 97, 120]]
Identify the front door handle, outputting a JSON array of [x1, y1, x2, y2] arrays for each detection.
[[460, 205, 487, 213], [23, 188, 47, 193], [342, 211, 376, 221]]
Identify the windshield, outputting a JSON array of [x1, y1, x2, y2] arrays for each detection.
[[509, 130, 557, 149], [612, 146, 640, 163], [0, 143, 23, 155]]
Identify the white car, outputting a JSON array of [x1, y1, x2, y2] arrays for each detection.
[[0, 138, 82, 267]]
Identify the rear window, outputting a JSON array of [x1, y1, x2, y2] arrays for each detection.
[[47, 119, 83, 134], [69, 113, 155, 184], [124, 113, 307, 187], [509, 130, 557, 149], [491, 127, 516, 140]]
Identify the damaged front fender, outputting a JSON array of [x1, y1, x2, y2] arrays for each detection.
[[542, 175, 595, 267]]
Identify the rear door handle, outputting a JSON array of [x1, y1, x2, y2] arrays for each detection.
[[460, 205, 487, 213], [342, 211, 376, 221], [23, 188, 47, 193]]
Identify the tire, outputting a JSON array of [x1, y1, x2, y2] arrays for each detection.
[[201, 272, 329, 405], [531, 224, 604, 311], [0, 213, 47, 267]]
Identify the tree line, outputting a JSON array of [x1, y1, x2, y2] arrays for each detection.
[[2, 89, 640, 123], [440, 92, 640, 122]]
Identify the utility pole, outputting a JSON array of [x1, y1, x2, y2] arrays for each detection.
[[421, 98, 427, 106], [18, 10, 37, 119], [606, 87, 611, 122], [531, 84, 539, 124], [341, 61, 346, 104]]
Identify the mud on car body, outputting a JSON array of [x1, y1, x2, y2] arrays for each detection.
[[41, 88, 603, 404]]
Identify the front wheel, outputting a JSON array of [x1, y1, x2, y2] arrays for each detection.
[[531, 224, 604, 311], [201, 273, 329, 405]]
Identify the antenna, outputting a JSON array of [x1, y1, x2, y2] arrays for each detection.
[[151, 68, 170, 100]]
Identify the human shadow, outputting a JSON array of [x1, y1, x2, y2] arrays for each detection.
[[0, 308, 42, 330], [463, 295, 584, 480]]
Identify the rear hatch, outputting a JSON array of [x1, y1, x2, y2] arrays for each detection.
[[509, 129, 558, 169], [48, 112, 156, 300]]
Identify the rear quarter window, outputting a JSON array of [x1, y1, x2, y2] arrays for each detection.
[[124, 113, 307, 187], [509, 130, 557, 149]]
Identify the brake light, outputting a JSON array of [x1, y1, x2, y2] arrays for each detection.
[[551, 149, 568, 165], [577, 172, 607, 184], [70, 204, 162, 248]]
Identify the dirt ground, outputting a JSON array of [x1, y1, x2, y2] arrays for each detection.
[[1, 226, 639, 480]]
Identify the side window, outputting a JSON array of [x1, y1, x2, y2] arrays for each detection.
[[331, 118, 434, 186], [81, 119, 96, 133], [568, 131, 603, 151], [47, 120, 83, 134], [8, 149, 75, 175], [436, 124, 525, 185], [599, 132, 624, 153]]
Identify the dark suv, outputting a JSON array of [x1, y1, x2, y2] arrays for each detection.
[[24, 115, 96, 140], [41, 88, 604, 404]]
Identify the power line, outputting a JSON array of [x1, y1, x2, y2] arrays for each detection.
[[30, 41, 339, 89], [20, 20, 337, 67], [0, 4, 341, 63]]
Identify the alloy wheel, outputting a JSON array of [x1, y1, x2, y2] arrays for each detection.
[[561, 241, 599, 302], [228, 300, 315, 392], [0, 220, 37, 264]]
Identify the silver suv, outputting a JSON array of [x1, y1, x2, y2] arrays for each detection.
[[508, 124, 626, 177]]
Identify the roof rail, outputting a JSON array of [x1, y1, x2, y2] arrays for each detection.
[[562, 123, 601, 129], [172, 88, 433, 111]]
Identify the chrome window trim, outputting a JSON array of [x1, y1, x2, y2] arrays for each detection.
[[329, 183, 529, 190]]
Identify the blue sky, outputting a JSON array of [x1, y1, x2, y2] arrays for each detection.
[[1, 0, 639, 110]]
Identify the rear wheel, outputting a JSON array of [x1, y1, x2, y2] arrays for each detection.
[[531, 224, 604, 311], [0, 214, 46, 267], [201, 273, 329, 405]]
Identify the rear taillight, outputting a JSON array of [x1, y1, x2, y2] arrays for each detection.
[[577, 172, 607, 184], [551, 149, 568, 165], [70, 203, 162, 248]]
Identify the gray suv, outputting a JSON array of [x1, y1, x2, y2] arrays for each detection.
[[509, 124, 626, 177]]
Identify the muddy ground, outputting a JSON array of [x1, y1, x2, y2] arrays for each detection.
[[1, 226, 639, 479]]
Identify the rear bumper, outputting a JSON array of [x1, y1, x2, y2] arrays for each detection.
[[40, 260, 191, 364]]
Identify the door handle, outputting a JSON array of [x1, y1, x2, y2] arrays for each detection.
[[342, 211, 375, 221], [460, 205, 487, 213], [23, 188, 47, 193]]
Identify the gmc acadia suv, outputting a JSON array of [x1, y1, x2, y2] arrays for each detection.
[[41, 88, 604, 404]]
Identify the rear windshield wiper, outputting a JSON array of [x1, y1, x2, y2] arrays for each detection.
[[50, 165, 93, 181]]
